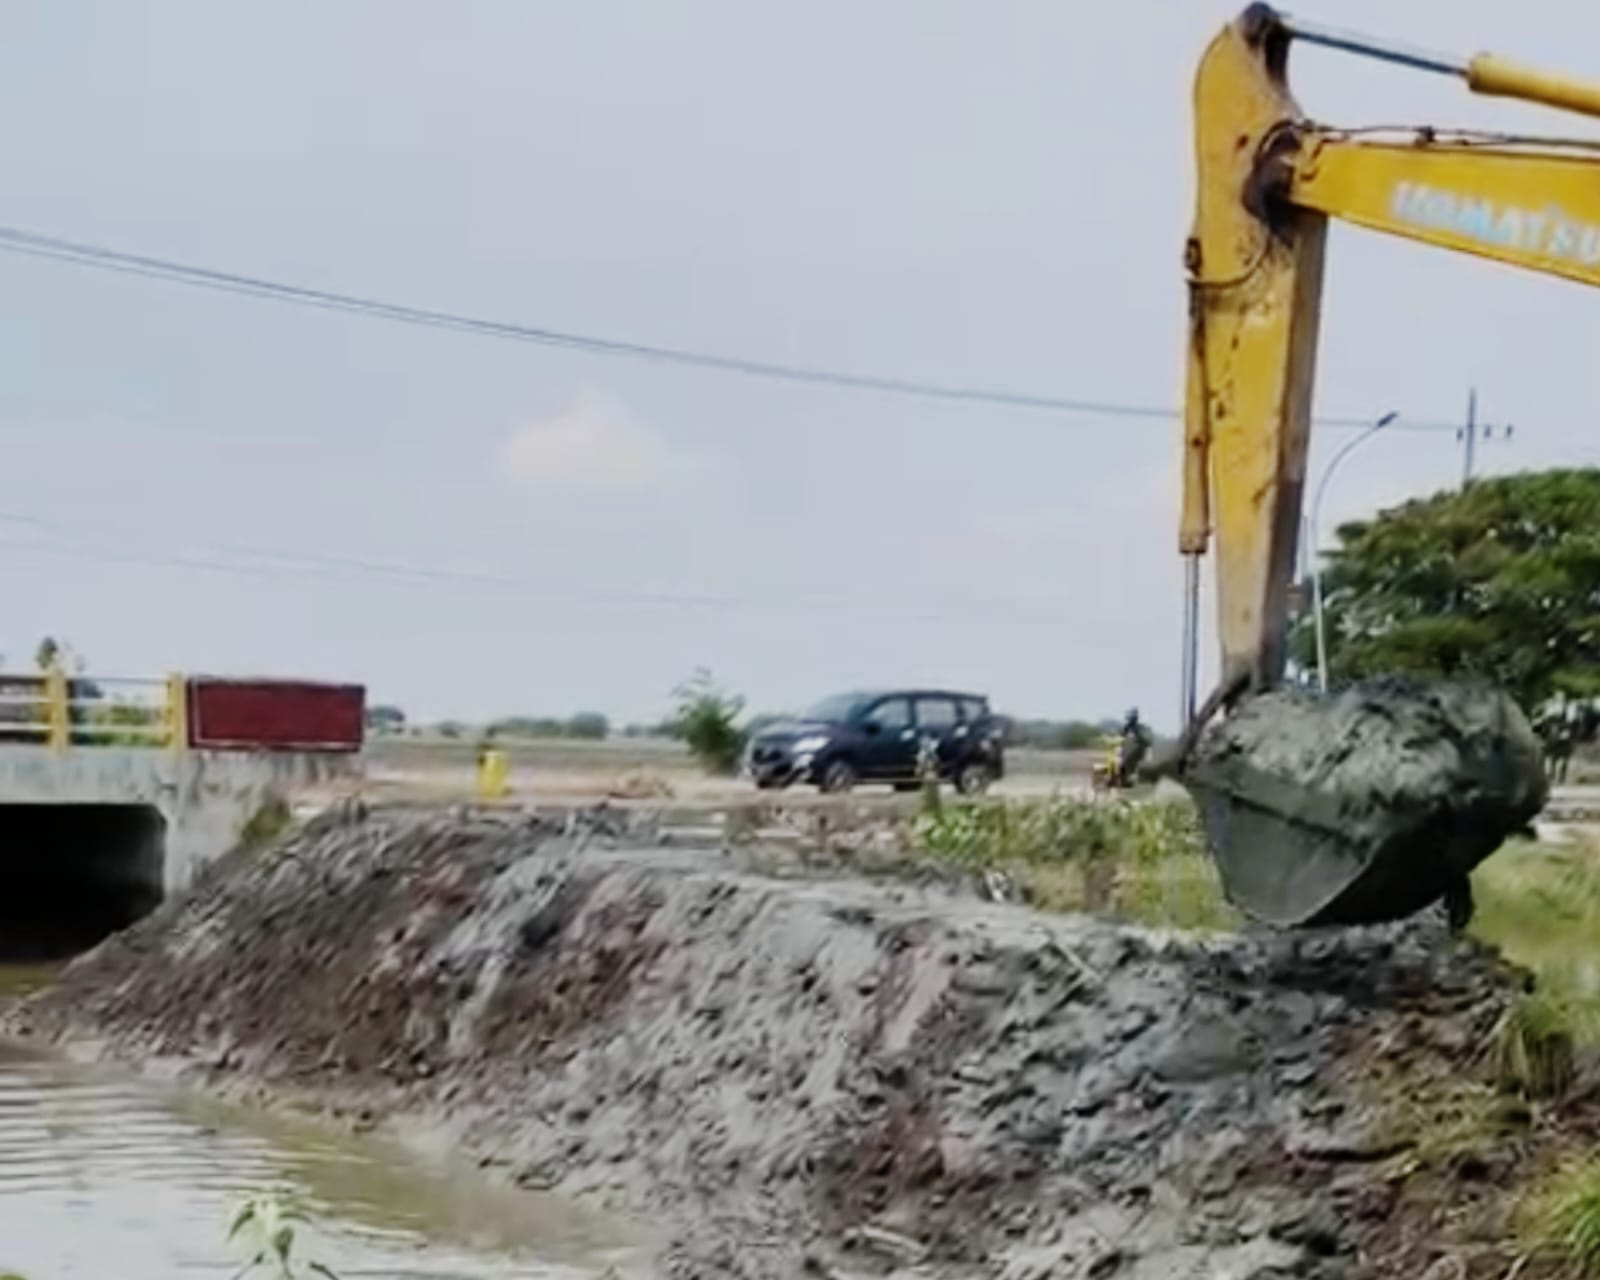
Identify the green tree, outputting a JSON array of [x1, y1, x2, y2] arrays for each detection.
[[365, 704, 406, 734], [565, 712, 610, 740], [672, 668, 747, 774], [488, 716, 562, 739], [34, 636, 61, 672], [1008, 718, 1106, 750], [1293, 468, 1600, 713], [84, 698, 158, 746]]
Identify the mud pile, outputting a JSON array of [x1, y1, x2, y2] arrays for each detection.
[[1182, 678, 1548, 927], [3, 809, 1542, 1279]]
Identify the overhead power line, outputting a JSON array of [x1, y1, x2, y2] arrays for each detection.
[[0, 509, 1094, 625], [0, 224, 1463, 432]]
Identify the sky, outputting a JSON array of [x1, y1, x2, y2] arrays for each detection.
[[0, 1, 1596, 730]]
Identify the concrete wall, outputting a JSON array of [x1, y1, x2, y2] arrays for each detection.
[[0, 745, 358, 894]]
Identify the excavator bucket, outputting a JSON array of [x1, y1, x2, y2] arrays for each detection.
[[1178, 677, 1548, 928]]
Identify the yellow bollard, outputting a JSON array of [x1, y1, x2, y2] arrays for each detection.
[[165, 672, 188, 754], [45, 667, 70, 753], [476, 747, 509, 801]]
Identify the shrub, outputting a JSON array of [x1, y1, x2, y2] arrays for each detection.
[[673, 668, 747, 775], [565, 712, 610, 740], [61, 697, 165, 747]]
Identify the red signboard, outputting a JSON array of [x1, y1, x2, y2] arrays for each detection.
[[187, 678, 365, 752]]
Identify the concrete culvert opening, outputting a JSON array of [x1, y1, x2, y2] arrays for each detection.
[[0, 804, 166, 962]]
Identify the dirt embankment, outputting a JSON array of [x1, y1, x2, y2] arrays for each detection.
[[2, 809, 1578, 1279]]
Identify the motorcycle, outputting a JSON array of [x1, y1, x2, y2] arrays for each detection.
[[1090, 736, 1128, 792]]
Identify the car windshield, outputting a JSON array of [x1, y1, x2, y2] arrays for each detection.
[[804, 693, 868, 723]]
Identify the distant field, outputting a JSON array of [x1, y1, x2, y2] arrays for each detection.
[[358, 736, 1094, 806], [365, 734, 1097, 779], [367, 734, 685, 774]]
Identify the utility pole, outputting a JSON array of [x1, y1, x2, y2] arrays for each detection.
[[1458, 388, 1514, 486], [1460, 389, 1478, 486]]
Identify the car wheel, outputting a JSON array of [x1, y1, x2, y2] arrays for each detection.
[[955, 760, 994, 796], [754, 775, 789, 791], [818, 758, 857, 794]]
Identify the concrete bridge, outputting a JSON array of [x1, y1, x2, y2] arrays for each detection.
[[0, 671, 363, 955]]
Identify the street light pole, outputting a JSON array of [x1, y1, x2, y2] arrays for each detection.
[[1310, 410, 1398, 694]]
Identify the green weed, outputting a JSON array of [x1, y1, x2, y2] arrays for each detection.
[[239, 795, 294, 852], [229, 1191, 339, 1279], [912, 793, 1201, 866], [1522, 1157, 1600, 1277], [909, 793, 1236, 931]]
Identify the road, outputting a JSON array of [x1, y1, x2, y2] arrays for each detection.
[[360, 735, 1097, 808], [347, 737, 1600, 833]]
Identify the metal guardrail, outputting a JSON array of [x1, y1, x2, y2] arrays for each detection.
[[0, 672, 183, 753]]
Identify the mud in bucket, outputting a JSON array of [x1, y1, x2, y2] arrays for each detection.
[[1178, 677, 1548, 928]]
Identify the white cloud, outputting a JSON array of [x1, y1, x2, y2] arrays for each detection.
[[500, 391, 669, 493]]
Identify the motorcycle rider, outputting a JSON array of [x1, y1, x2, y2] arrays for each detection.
[[1116, 707, 1153, 787]]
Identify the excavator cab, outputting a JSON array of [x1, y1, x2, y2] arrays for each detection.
[[1173, 7, 1570, 927]]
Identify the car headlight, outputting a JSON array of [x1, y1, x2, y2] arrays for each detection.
[[793, 734, 830, 754]]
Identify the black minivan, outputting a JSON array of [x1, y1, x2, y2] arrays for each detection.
[[743, 689, 1005, 794]]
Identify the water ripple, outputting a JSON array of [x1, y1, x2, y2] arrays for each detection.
[[0, 1040, 650, 1280]]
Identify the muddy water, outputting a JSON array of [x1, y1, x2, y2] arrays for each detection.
[[0, 971, 651, 1280]]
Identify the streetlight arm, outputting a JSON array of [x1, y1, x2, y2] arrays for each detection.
[[1310, 411, 1399, 541], [1310, 410, 1397, 694]]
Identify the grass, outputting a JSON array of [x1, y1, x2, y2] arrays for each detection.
[[239, 795, 294, 852], [1492, 993, 1577, 1100], [1521, 1157, 1600, 1277], [1379, 1074, 1532, 1181], [908, 795, 1600, 948], [1471, 836, 1600, 1050], [1366, 836, 1600, 1180], [908, 792, 1238, 931], [1469, 835, 1600, 1274]]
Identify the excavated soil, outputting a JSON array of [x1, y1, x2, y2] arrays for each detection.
[[3, 807, 1589, 1279]]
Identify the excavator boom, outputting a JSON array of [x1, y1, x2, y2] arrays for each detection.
[[1291, 139, 1600, 288], [1177, 6, 1589, 925]]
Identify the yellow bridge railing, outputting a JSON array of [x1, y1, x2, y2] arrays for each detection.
[[0, 670, 364, 755], [0, 673, 185, 754]]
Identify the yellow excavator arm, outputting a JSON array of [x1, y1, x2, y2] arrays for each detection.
[[1181, 4, 1600, 721], [1170, 7, 1584, 929]]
